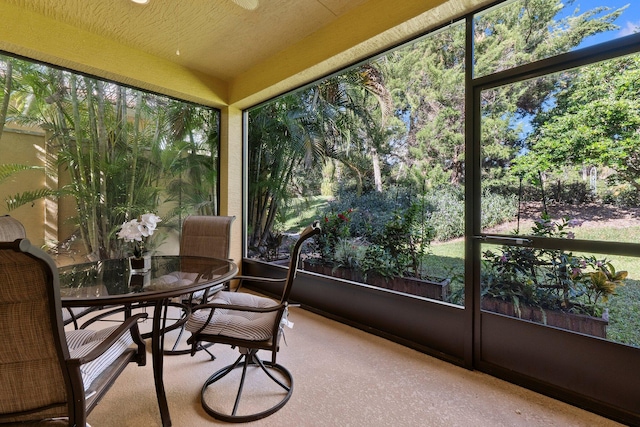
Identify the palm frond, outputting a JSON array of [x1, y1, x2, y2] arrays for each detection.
[[4, 188, 58, 211], [0, 164, 42, 183]]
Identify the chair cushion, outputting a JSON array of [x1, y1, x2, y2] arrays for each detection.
[[0, 215, 26, 241], [186, 292, 278, 341], [62, 306, 94, 325], [147, 272, 198, 291], [66, 326, 133, 391]]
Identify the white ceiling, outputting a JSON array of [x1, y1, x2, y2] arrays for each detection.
[[4, 0, 369, 82]]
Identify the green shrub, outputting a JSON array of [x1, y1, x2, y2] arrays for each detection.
[[333, 237, 367, 270], [316, 190, 435, 277], [550, 180, 594, 204], [313, 208, 353, 265], [320, 187, 517, 244], [360, 244, 399, 279], [481, 191, 518, 230], [425, 189, 465, 241], [331, 189, 406, 237], [601, 184, 639, 208], [369, 201, 435, 277], [424, 188, 516, 241]]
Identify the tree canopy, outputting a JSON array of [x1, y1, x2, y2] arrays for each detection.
[[516, 55, 640, 192]]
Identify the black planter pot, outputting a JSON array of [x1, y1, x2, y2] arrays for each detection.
[[481, 297, 608, 338], [302, 261, 450, 301]]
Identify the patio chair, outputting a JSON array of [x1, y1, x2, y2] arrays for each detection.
[[0, 215, 96, 329], [185, 221, 320, 423], [0, 214, 25, 242], [164, 215, 236, 356], [0, 239, 147, 426]]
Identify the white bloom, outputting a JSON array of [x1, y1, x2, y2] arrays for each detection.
[[117, 213, 162, 242], [117, 219, 143, 242], [140, 213, 162, 233]]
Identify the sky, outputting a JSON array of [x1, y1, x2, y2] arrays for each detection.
[[565, 1, 640, 48]]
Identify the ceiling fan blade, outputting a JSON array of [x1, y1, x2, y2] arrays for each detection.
[[232, 0, 259, 10]]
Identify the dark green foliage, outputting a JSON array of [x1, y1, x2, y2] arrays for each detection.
[[247, 94, 323, 251], [423, 189, 465, 241], [360, 244, 400, 279], [421, 187, 517, 241], [313, 207, 353, 265], [312, 191, 435, 279], [369, 201, 435, 277], [601, 183, 639, 208], [517, 55, 640, 202], [309, 186, 517, 248], [329, 189, 411, 237], [482, 214, 627, 317], [0, 56, 219, 258]]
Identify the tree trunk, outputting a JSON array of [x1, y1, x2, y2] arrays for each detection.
[[372, 147, 382, 192], [0, 60, 12, 141]]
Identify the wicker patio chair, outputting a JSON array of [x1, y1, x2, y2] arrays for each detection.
[[0, 239, 147, 427], [164, 215, 236, 356], [185, 221, 320, 422], [0, 215, 97, 329]]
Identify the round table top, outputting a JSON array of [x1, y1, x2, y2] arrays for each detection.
[[58, 255, 237, 306]]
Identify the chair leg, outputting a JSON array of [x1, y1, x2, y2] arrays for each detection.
[[163, 302, 216, 358], [164, 320, 216, 358], [251, 352, 291, 390], [200, 343, 216, 360], [200, 349, 293, 423]]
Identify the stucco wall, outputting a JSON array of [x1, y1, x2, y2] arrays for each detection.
[[0, 127, 47, 247]]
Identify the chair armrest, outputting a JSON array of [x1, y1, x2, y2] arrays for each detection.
[[191, 301, 286, 315], [68, 313, 148, 366]]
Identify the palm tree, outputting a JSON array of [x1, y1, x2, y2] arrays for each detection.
[[163, 102, 220, 221], [0, 56, 219, 259], [246, 63, 393, 255], [247, 95, 318, 251]]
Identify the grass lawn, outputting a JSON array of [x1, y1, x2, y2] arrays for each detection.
[[608, 279, 640, 347], [279, 195, 333, 233], [425, 239, 465, 280], [572, 225, 640, 246]]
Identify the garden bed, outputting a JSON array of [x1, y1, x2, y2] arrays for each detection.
[[481, 297, 608, 338], [302, 261, 450, 301]]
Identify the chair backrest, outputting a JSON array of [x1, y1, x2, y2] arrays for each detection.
[[180, 215, 235, 260], [0, 215, 26, 241], [280, 221, 321, 303], [0, 239, 72, 424]]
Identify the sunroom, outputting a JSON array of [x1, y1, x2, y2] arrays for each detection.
[[0, 0, 638, 425]]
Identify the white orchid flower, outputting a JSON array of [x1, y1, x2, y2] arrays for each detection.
[[117, 213, 162, 257], [117, 219, 144, 242], [140, 213, 162, 233]]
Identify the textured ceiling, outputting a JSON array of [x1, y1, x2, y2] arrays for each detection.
[[0, 0, 493, 107], [3, 0, 369, 82]]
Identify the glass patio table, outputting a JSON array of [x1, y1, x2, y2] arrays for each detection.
[[58, 255, 238, 427]]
